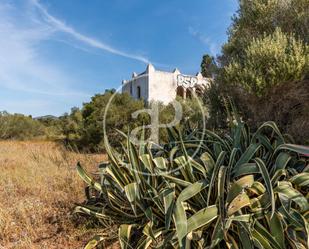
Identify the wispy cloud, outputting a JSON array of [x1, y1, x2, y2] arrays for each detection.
[[188, 26, 220, 56], [0, 1, 92, 97], [0, 0, 154, 115], [30, 0, 150, 64]]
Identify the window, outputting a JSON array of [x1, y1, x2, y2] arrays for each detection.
[[137, 86, 141, 99], [195, 86, 203, 97], [186, 88, 193, 99], [176, 86, 185, 98]]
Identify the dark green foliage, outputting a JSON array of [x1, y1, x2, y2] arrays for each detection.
[[221, 0, 309, 65], [77, 92, 148, 151], [200, 54, 217, 78], [203, 0, 309, 143]]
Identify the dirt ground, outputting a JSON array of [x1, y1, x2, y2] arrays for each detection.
[[0, 141, 119, 249]]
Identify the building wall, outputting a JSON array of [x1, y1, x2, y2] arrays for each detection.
[[122, 64, 211, 103], [149, 69, 177, 104], [122, 74, 149, 101]]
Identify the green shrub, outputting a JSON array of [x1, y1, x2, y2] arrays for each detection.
[[76, 120, 309, 248], [224, 28, 308, 96], [0, 111, 45, 140]]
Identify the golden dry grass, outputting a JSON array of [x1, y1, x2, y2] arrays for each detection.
[[0, 140, 115, 249]]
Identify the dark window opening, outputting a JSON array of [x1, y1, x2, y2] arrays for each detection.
[[137, 86, 141, 99], [186, 88, 193, 99], [176, 86, 185, 98], [195, 86, 203, 97]]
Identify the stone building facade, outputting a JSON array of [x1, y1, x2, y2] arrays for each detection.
[[122, 64, 211, 104]]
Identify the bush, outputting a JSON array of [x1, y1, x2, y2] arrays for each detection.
[[224, 28, 308, 96], [0, 111, 45, 140], [232, 79, 309, 144], [76, 120, 309, 248]]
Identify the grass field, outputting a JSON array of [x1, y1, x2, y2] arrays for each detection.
[[0, 141, 117, 249]]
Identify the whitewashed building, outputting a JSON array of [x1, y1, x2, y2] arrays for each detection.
[[122, 64, 211, 104]]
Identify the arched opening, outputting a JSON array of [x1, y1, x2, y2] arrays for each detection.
[[176, 86, 185, 98], [195, 85, 204, 97], [137, 86, 141, 99], [186, 88, 193, 99]]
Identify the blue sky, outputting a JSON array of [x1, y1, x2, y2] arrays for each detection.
[[0, 0, 238, 117]]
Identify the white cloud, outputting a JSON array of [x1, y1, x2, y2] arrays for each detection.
[[0, 1, 90, 97], [30, 0, 150, 64], [188, 26, 220, 56], [0, 0, 152, 95]]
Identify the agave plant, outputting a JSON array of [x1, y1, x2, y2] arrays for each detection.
[[75, 121, 309, 249]]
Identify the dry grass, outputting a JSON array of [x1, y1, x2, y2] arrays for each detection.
[[0, 140, 116, 249]]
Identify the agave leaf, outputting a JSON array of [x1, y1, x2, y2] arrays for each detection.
[[227, 192, 251, 216], [251, 121, 285, 144], [234, 143, 261, 171], [275, 181, 309, 212], [173, 179, 209, 248], [127, 139, 142, 184], [275, 144, 309, 156], [74, 206, 109, 220], [267, 212, 285, 249], [254, 158, 275, 218], [174, 155, 195, 182], [218, 166, 227, 221], [254, 221, 283, 249], [84, 235, 105, 249], [256, 134, 273, 152], [119, 224, 134, 249], [210, 217, 224, 248], [232, 163, 260, 178], [161, 173, 191, 187], [252, 229, 273, 249], [207, 151, 226, 205], [290, 172, 309, 187], [238, 222, 254, 249], [200, 152, 215, 174], [173, 200, 187, 248], [103, 135, 127, 187], [187, 205, 218, 233], [227, 175, 254, 204], [226, 148, 239, 188], [124, 182, 140, 215], [271, 169, 286, 186], [225, 214, 252, 229], [136, 228, 164, 249], [139, 154, 153, 174], [153, 157, 168, 170], [162, 185, 176, 230], [190, 158, 207, 177], [77, 162, 102, 192], [247, 181, 266, 196], [143, 221, 155, 241], [275, 152, 291, 170], [204, 129, 231, 152], [178, 179, 208, 203]]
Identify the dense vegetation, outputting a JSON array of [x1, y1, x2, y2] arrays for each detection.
[[201, 0, 309, 143], [0, 111, 45, 140], [76, 120, 309, 248], [0, 92, 206, 152], [72, 1, 309, 248], [0, 0, 308, 248]]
